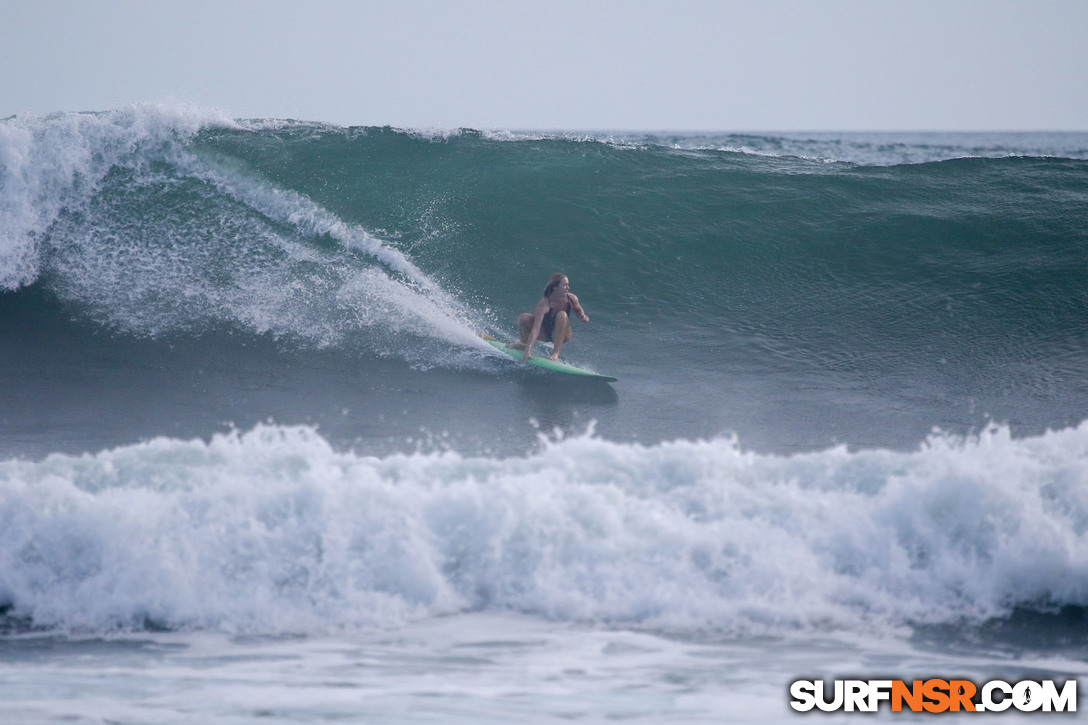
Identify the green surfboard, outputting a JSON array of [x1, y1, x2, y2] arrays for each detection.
[[483, 337, 617, 382]]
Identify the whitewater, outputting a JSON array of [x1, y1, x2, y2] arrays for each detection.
[[4, 421, 1088, 634], [1, 105, 1087, 722]]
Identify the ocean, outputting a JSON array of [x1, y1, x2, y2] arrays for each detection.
[[1, 105, 1086, 722]]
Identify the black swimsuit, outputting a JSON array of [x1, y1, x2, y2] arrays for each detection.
[[540, 299, 573, 342]]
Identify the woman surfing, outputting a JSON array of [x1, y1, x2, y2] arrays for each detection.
[[509, 273, 590, 361]]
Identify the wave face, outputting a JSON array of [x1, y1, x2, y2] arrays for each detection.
[[5, 109, 1086, 450], [1, 423, 1086, 636], [3, 110, 1087, 362]]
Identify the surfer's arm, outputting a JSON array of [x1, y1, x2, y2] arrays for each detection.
[[568, 293, 589, 323]]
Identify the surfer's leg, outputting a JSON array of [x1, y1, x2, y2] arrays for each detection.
[[548, 311, 571, 360], [510, 313, 534, 349]]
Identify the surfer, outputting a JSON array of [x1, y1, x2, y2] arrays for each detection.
[[509, 273, 590, 361]]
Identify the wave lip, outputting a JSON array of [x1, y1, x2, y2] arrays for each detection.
[[0, 105, 236, 291], [1, 422, 1086, 636]]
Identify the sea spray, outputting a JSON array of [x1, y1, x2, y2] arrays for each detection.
[[0, 106, 236, 291], [1, 108, 488, 364]]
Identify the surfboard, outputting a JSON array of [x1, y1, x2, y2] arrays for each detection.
[[482, 336, 617, 382]]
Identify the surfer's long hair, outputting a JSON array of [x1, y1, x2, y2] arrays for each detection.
[[543, 273, 567, 297]]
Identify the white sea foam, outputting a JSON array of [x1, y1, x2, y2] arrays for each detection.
[[1, 421, 1085, 636]]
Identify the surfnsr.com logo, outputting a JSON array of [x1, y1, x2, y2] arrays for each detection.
[[790, 679, 1077, 713]]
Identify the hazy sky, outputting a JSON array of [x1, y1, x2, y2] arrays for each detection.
[[3, 0, 1086, 131]]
